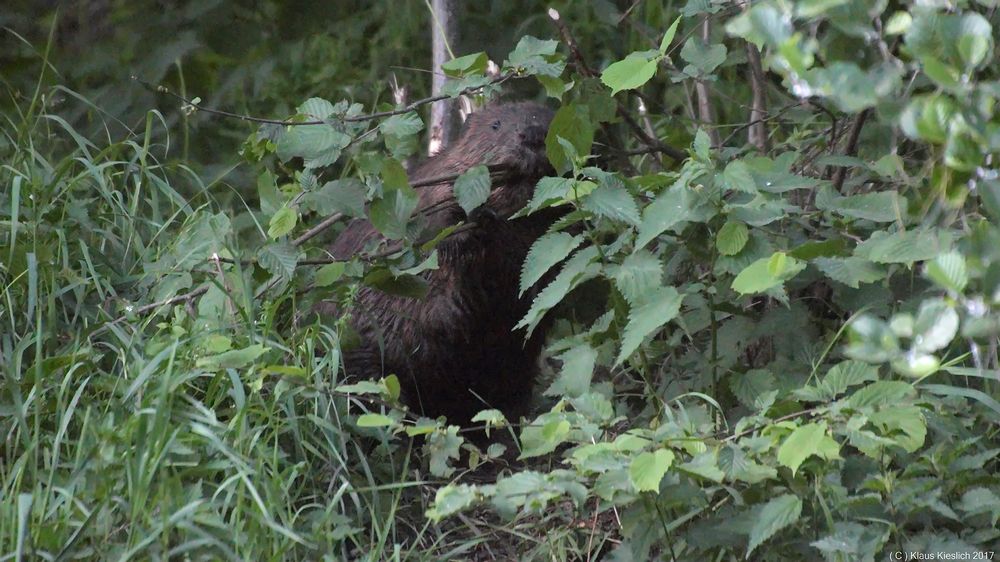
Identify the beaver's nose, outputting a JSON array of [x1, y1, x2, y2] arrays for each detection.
[[520, 124, 548, 148]]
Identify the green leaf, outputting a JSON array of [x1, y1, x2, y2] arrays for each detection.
[[912, 299, 959, 353], [715, 221, 750, 256], [276, 125, 351, 169], [452, 165, 491, 215], [814, 256, 885, 288], [732, 253, 805, 295], [823, 361, 879, 395], [379, 112, 423, 138], [516, 246, 601, 336], [369, 159, 418, 240], [315, 262, 346, 287], [869, 406, 926, 453], [601, 53, 660, 95], [629, 449, 675, 492], [848, 381, 916, 409], [610, 250, 663, 304], [267, 206, 297, 239], [520, 413, 571, 458], [635, 183, 694, 248], [426, 484, 479, 521], [520, 232, 584, 296], [583, 184, 640, 225], [257, 241, 300, 280], [747, 495, 803, 556], [545, 344, 598, 398], [616, 286, 683, 365], [957, 13, 993, 69], [302, 179, 367, 218], [658, 16, 682, 54], [815, 188, 902, 223], [357, 413, 394, 427], [426, 425, 463, 477], [526, 177, 576, 213], [680, 37, 727, 76], [721, 160, 756, 193], [196, 344, 268, 370], [440, 52, 488, 77], [506, 35, 565, 77], [855, 229, 952, 264], [777, 422, 828, 476], [297, 97, 336, 119], [925, 251, 967, 293], [545, 103, 594, 174]]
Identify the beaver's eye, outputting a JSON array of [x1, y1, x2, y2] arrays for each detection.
[[491, 120, 501, 131]]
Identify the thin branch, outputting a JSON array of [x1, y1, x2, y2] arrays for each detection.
[[694, 19, 721, 147], [832, 109, 871, 193], [132, 72, 516, 126]]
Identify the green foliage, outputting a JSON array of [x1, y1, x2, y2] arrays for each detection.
[[4, 0, 1000, 560]]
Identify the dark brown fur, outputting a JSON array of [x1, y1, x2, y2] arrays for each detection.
[[322, 102, 557, 424]]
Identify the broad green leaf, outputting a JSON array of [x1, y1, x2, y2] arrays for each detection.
[[601, 53, 660, 95], [855, 228, 952, 264], [869, 406, 926, 452], [357, 413, 394, 427], [957, 13, 993, 69], [823, 361, 879, 395], [629, 449, 675, 492], [302, 179, 367, 218], [453, 165, 491, 215], [196, 344, 268, 370], [297, 97, 336, 119], [732, 253, 805, 295], [912, 299, 959, 353], [520, 232, 584, 296], [845, 316, 900, 363], [616, 286, 683, 365], [748, 495, 803, 555], [546, 104, 593, 174], [516, 246, 601, 335], [635, 183, 695, 248], [583, 184, 641, 225], [848, 381, 916, 409], [267, 206, 297, 239], [814, 256, 885, 288], [257, 241, 300, 280], [717, 221, 749, 256], [722, 160, 756, 193], [925, 251, 968, 293], [680, 37, 727, 76], [426, 484, 479, 521], [379, 112, 423, 138], [777, 422, 828, 476], [545, 344, 598, 398], [520, 413, 571, 458], [441, 52, 488, 77], [369, 159, 418, 240], [506, 36, 565, 77], [276, 125, 351, 169], [610, 250, 663, 304], [526, 177, 576, 213], [426, 425, 463, 477], [815, 188, 902, 223], [315, 262, 346, 287]]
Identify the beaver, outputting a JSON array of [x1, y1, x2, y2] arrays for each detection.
[[323, 102, 558, 425]]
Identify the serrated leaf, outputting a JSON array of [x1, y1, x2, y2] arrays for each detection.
[[276, 125, 351, 169], [302, 178, 367, 218], [520, 232, 584, 296], [601, 54, 660, 95], [379, 112, 424, 138], [545, 344, 598, 397], [748, 495, 803, 555], [716, 221, 749, 256], [869, 406, 926, 452], [616, 286, 683, 365], [426, 484, 480, 521], [546, 104, 593, 174], [722, 160, 756, 193], [635, 183, 694, 248], [506, 36, 565, 77], [855, 228, 952, 264], [257, 241, 300, 280], [297, 97, 336, 119], [848, 381, 916, 409], [777, 422, 828, 475], [610, 250, 663, 304], [526, 177, 576, 213], [823, 361, 878, 395], [583, 184, 640, 225], [814, 256, 885, 288], [629, 449, 675, 492], [453, 165, 491, 215], [815, 187, 902, 223], [925, 251, 967, 293], [369, 159, 418, 240], [516, 246, 601, 336], [267, 206, 297, 239], [680, 37, 727, 76]]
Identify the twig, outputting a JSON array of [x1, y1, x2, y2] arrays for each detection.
[[693, 19, 721, 147], [832, 108, 871, 193], [132, 72, 516, 126]]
